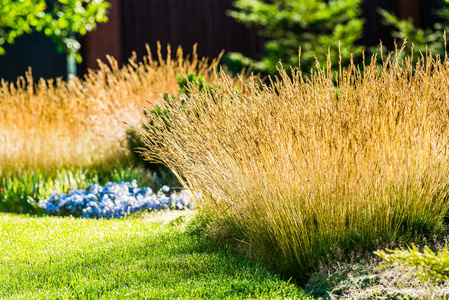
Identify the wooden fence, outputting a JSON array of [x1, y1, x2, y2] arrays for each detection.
[[0, 32, 67, 82], [120, 0, 265, 62]]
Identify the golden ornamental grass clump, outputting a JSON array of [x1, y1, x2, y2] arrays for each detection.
[[0, 43, 220, 175], [142, 48, 449, 280]]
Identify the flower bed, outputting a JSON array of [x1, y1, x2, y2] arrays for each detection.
[[38, 180, 191, 219]]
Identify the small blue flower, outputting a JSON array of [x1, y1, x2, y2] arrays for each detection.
[[39, 181, 192, 219]]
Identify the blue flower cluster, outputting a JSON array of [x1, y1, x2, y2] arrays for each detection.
[[38, 180, 191, 219]]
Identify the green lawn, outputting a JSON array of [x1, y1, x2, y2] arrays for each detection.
[[0, 212, 311, 299]]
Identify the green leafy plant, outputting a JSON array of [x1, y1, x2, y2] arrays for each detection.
[[0, 171, 45, 214], [0, 0, 110, 76], [226, 0, 364, 75], [126, 72, 210, 189], [375, 244, 449, 282], [177, 72, 207, 95], [0, 0, 46, 55]]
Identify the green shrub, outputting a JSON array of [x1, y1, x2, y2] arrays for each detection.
[[126, 71, 212, 189], [226, 0, 364, 75], [375, 244, 449, 282], [177, 72, 207, 95]]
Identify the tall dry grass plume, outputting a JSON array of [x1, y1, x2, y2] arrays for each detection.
[[142, 45, 449, 280], [0, 43, 220, 175]]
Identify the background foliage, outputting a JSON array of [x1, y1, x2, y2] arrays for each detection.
[[376, 0, 449, 62], [225, 0, 364, 75], [0, 0, 109, 66]]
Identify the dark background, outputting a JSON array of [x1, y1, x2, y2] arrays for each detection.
[[0, 0, 443, 82]]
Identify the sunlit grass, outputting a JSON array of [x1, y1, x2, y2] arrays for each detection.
[[142, 48, 449, 281], [0, 43, 220, 175], [0, 213, 311, 299]]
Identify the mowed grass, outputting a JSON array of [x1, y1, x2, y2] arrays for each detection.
[[0, 212, 311, 299]]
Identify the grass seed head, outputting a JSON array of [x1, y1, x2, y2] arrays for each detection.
[[142, 48, 449, 280]]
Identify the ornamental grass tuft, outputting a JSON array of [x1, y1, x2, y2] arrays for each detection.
[[0, 43, 220, 175], [142, 47, 449, 281]]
